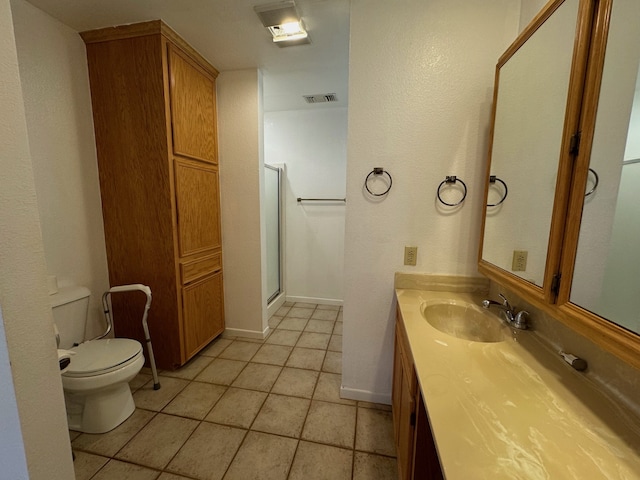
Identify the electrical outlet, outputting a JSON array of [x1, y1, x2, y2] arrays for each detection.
[[512, 250, 528, 271], [404, 246, 418, 266]]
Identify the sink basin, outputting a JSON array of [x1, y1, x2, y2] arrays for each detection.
[[421, 301, 510, 342]]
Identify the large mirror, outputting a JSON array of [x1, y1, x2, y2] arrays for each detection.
[[569, 0, 640, 335], [481, 0, 581, 288]]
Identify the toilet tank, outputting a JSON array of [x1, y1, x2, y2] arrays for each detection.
[[50, 286, 91, 349]]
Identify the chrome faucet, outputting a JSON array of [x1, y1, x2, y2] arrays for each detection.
[[482, 294, 529, 330]]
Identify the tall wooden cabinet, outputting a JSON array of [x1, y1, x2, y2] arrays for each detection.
[[81, 21, 224, 369]]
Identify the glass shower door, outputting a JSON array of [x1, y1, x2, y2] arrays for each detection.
[[265, 165, 281, 304]]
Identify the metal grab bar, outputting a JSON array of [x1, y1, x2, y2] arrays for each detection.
[[297, 197, 346, 203]]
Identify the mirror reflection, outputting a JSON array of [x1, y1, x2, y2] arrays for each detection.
[[482, 0, 579, 287], [571, 0, 640, 334]]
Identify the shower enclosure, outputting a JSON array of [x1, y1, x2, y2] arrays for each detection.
[[264, 164, 284, 309]]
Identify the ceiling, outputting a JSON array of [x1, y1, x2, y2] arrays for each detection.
[[24, 0, 350, 112]]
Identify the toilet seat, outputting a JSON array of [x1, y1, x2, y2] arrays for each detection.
[[63, 338, 142, 378]]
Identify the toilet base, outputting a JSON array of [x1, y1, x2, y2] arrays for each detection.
[[65, 381, 136, 434]]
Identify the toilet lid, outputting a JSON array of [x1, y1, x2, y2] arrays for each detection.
[[63, 338, 142, 377]]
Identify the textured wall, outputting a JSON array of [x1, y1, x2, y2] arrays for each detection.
[[218, 69, 268, 337], [11, 0, 110, 340], [0, 0, 74, 477], [264, 108, 347, 304], [342, 0, 520, 402]]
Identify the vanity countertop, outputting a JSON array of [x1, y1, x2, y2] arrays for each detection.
[[396, 287, 640, 479]]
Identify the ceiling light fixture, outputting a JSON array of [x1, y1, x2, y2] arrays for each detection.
[[254, 1, 311, 47]]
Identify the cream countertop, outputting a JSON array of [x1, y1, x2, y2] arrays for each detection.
[[396, 287, 640, 479]]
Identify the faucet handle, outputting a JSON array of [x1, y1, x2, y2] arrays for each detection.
[[499, 293, 513, 311]]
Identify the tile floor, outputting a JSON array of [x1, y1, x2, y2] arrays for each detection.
[[71, 302, 398, 480]]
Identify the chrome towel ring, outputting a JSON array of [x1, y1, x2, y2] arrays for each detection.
[[487, 175, 508, 206], [585, 168, 599, 197], [365, 167, 393, 196], [437, 176, 467, 206]]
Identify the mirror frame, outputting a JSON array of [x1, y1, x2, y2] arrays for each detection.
[[479, 0, 640, 370]]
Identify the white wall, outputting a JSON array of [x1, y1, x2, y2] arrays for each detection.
[[0, 0, 74, 476], [519, 0, 548, 31], [11, 0, 110, 341], [264, 108, 347, 304], [342, 0, 520, 403], [218, 69, 269, 338]]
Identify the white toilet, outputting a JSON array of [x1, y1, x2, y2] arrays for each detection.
[[51, 285, 144, 434]]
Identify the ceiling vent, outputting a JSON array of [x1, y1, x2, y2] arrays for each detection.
[[303, 93, 338, 104]]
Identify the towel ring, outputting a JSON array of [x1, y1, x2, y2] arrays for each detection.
[[585, 168, 599, 197], [365, 168, 393, 196], [487, 175, 508, 206], [437, 176, 467, 207]]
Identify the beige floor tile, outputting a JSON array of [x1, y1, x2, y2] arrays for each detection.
[[195, 358, 246, 385], [69, 430, 82, 441], [252, 344, 292, 366], [231, 363, 282, 392], [322, 351, 342, 374], [251, 394, 310, 438], [133, 376, 189, 411], [293, 302, 317, 308], [353, 452, 398, 480], [271, 367, 319, 398], [304, 319, 335, 334], [161, 355, 213, 380], [129, 372, 152, 393], [91, 459, 159, 480], [311, 309, 339, 321], [328, 334, 343, 352], [313, 372, 355, 405], [158, 473, 192, 480], [162, 381, 226, 419], [265, 329, 301, 347], [275, 306, 291, 317], [167, 422, 246, 480], [116, 413, 198, 469], [337, 311, 343, 322], [72, 451, 109, 480], [287, 307, 315, 319], [358, 401, 392, 412], [356, 408, 395, 456], [277, 317, 309, 331], [268, 315, 283, 328], [283, 301, 295, 307], [205, 387, 267, 428], [302, 401, 356, 449], [288, 441, 353, 480], [286, 347, 326, 371], [333, 322, 343, 335], [316, 304, 340, 311], [218, 341, 261, 361], [224, 431, 298, 480], [297, 332, 331, 349], [72, 409, 155, 457], [199, 337, 233, 357]]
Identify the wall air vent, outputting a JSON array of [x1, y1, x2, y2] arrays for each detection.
[[303, 93, 338, 104]]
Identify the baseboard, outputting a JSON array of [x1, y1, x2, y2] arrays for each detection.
[[340, 385, 392, 405], [286, 295, 343, 307], [224, 325, 270, 340], [267, 293, 286, 317]]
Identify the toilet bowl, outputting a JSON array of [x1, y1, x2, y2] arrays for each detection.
[[51, 285, 145, 433]]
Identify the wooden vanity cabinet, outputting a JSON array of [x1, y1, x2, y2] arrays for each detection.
[[82, 21, 224, 369], [393, 308, 443, 480]]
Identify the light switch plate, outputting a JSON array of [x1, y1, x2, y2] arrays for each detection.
[[404, 246, 418, 266], [512, 250, 528, 271]]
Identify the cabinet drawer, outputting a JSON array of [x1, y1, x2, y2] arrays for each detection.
[[181, 253, 222, 284]]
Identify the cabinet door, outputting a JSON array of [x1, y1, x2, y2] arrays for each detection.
[[182, 271, 224, 359], [174, 159, 221, 257], [168, 46, 217, 163]]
